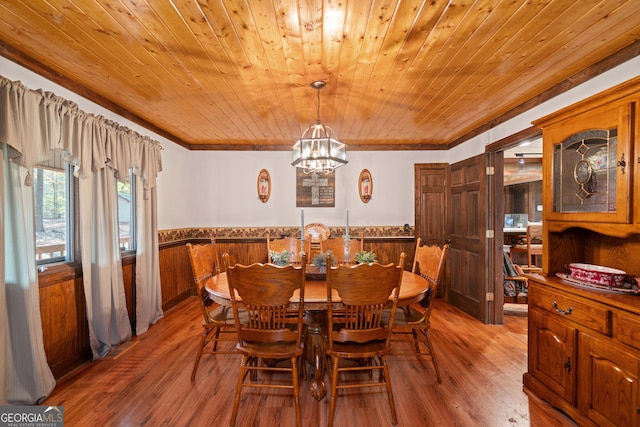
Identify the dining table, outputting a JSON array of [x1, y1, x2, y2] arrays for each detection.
[[206, 268, 431, 401]]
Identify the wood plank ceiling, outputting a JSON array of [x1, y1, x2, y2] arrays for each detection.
[[1, 0, 639, 150]]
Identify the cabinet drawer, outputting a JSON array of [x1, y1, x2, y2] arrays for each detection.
[[529, 285, 611, 335], [614, 312, 640, 351]]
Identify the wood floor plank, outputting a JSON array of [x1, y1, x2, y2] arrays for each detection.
[[43, 298, 530, 426]]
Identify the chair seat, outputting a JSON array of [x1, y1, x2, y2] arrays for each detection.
[[206, 304, 236, 324], [383, 305, 426, 325], [237, 341, 304, 359], [326, 339, 391, 358]]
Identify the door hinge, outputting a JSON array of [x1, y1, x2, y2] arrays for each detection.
[[486, 229, 494, 238], [486, 292, 495, 301], [486, 166, 495, 175]]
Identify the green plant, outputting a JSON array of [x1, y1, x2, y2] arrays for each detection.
[[312, 250, 335, 268], [355, 250, 377, 264], [269, 250, 291, 266]]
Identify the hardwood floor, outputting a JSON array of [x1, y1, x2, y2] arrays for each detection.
[[43, 298, 530, 426]]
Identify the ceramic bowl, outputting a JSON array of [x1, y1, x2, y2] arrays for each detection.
[[568, 263, 626, 287]]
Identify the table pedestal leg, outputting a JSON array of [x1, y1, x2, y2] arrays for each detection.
[[305, 310, 327, 400]]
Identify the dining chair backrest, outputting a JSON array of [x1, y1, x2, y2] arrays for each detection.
[[224, 253, 307, 346], [412, 238, 448, 284], [510, 223, 543, 268], [320, 236, 364, 265], [186, 238, 222, 311], [326, 253, 406, 346], [267, 234, 308, 265], [223, 253, 307, 427], [411, 238, 449, 306]]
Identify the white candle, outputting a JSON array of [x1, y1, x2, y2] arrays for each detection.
[[301, 209, 305, 240], [345, 209, 349, 238]]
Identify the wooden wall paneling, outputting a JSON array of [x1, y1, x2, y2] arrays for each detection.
[[158, 243, 194, 311], [121, 257, 135, 333], [39, 277, 90, 378], [216, 239, 269, 266]]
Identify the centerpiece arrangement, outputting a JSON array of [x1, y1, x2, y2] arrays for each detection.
[[312, 250, 336, 272], [269, 249, 292, 266], [355, 250, 377, 264]]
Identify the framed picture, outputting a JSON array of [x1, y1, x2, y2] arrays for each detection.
[[257, 169, 271, 203], [296, 169, 335, 207], [358, 169, 372, 203]]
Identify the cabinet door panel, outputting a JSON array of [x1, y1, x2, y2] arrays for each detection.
[[529, 308, 577, 404], [544, 103, 632, 224], [579, 333, 640, 427]]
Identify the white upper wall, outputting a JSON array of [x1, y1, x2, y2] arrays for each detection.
[[2, 55, 639, 230], [158, 143, 448, 229]]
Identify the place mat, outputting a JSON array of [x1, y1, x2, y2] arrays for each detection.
[[556, 273, 640, 295]]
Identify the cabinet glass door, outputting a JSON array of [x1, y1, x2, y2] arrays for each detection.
[[552, 128, 617, 213], [544, 103, 631, 224]]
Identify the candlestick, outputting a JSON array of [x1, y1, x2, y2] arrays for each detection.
[[301, 209, 305, 241], [345, 209, 349, 239]]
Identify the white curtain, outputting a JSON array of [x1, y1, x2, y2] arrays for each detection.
[[0, 75, 163, 401], [0, 147, 7, 405], [135, 181, 163, 335], [58, 106, 164, 351], [1, 145, 56, 403], [79, 167, 132, 358]]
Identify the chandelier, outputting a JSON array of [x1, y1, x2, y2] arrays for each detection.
[[292, 81, 348, 174]]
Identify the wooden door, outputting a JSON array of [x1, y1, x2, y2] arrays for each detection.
[[414, 164, 447, 245], [447, 154, 489, 321], [414, 164, 448, 297]]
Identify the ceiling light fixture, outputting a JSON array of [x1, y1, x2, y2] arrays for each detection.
[[292, 81, 347, 174], [515, 152, 542, 165]]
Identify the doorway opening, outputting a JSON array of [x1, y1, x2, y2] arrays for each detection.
[[487, 127, 542, 323]]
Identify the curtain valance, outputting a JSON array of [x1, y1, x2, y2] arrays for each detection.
[[0, 76, 162, 190]]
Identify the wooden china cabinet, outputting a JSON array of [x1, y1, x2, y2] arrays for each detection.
[[523, 75, 640, 427]]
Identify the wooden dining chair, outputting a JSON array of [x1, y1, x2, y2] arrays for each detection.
[[266, 233, 308, 264], [223, 253, 307, 427], [510, 223, 543, 269], [387, 238, 449, 383], [186, 239, 238, 381], [325, 252, 406, 427], [320, 236, 363, 265], [304, 223, 330, 259]]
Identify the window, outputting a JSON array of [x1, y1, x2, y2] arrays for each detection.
[[34, 154, 135, 262], [34, 153, 73, 264], [117, 172, 136, 252]]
